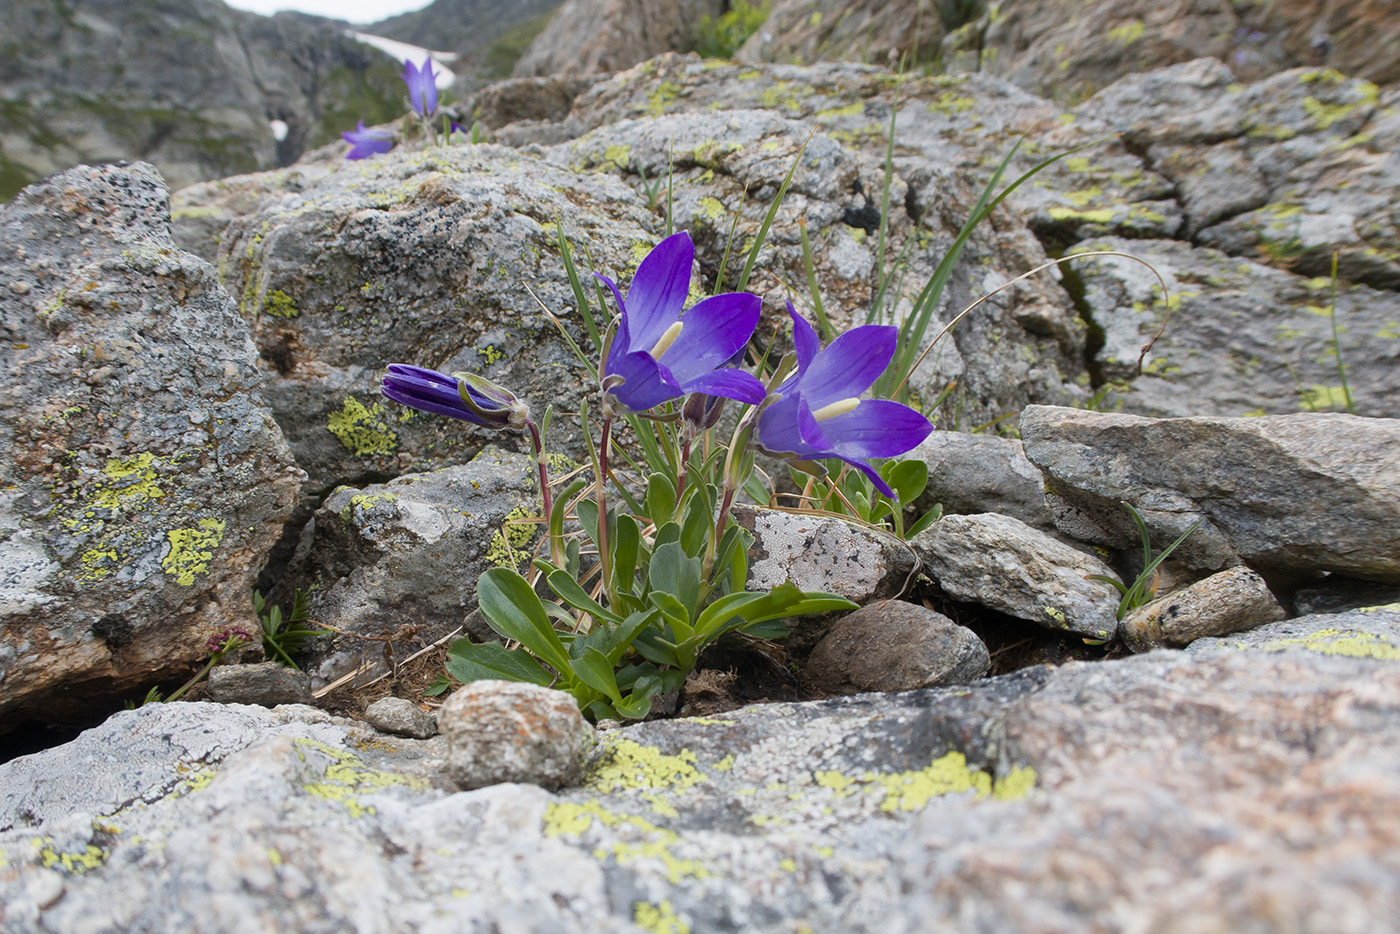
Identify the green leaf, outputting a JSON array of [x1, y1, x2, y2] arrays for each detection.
[[691, 590, 769, 640], [613, 692, 655, 721], [548, 570, 622, 624], [679, 484, 714, 558], [573, 647, 623, 704], [613, 514, 641, 597], [601, 608, 661, 665], [476, 567, 572, 673], [882, 459, 928, 506], [645, 472, 677, 527], [632, 628, 682, 667], [445, 639, 553, 686], [648, 541, 702, 621], [905, 506, 942, 539], [649, 590, 694, 641], [577, 498, 600, 551]]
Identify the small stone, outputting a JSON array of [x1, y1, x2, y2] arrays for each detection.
[[365, 697, 437, 739], [806, 602, 990, 695], [1122, 567, 1287, 652], [436, 681, 594, 791], [206, 662, 312, 707]]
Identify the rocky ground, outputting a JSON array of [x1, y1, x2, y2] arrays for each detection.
[[2, 0, 1400, 930]]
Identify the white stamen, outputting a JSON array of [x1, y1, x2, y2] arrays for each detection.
[[811, 397, 861, 421], [649, 321, 684, 361]]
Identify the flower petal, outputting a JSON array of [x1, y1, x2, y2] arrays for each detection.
[[680, 368, 767, 405], [818, 399, 934, 459], [757, 394, 830, 459], [663, 292, 760, 384], [605, 350, 682, 412], [795, 324, 897, 410], [382, 370, 487, 424], [625, 231, 693, 352], [787, 301, 821, 374], [836, 455, 897, 499]]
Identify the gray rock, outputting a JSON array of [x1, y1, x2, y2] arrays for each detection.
[[365, 697, 437, 739], [199, 142, 659, 491], [1294, 576, 1400, 616], [1020, 405, 1400, 583], [1121, 566, 1287, 652], [437, 680, 594, 791], [733, 504, 917, 649], [909, 430, 1053, 529], [514, 0, 725, 77], [736, 0, 946, 67], [206, 662, 312, 707], [913, 513, 1122, 640], [292, 447, 541, 687], [806, 601, 989, 694], [1072, 237, 1400, 418], [1187, 607, 1400, 658], [5, 635, 1400, 932], [0, 163, 302, 728]]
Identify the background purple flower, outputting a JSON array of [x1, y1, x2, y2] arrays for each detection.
[[341, 121, 393, 160], [757, 303, 933, 496], [597, 231, 765, 413], [401, 57, 438, 117]]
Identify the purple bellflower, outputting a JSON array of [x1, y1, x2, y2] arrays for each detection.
[[401, 57, 439, 117], [342, 120, 394, 160], [756, 303, 933, 497], [596, 231, 765, 414], [381, 364, 528, 430]]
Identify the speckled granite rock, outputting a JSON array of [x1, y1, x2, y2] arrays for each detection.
[[806, 601, 989, 695], [0, 163, 302, 729], [1121, 566, 1286, 652], [438, 680, 595, 790], [4, 635, 1400, 932]]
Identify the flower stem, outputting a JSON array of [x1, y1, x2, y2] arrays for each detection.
[[596, 416, 614, 604], [526, 419, 559, 566], [166, 638, 244, 703]]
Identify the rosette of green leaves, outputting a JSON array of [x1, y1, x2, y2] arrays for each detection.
[[446, 475, 855, 721]]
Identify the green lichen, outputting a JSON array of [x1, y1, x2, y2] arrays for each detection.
[[815, 751, 1035, 811], [1247, 627, 1400, 660], [697, 196, 726, 222], [262, 289, 300, 319], [162, 518, 226, 585], [32, 838, 107, 875], [1107, 20, 1144, 44], [1047, 207, 1116, 224], [635, 900, 690, 934], [544, 802, 710, 883], [1302, 96, 1358, 131], [477, 344, 504, 365], [816, 102, 864, 121], [341, 492, 397, 521], [486, 504, 539, 570], [91, 453, 164, 513], [327, 397, 398, 457], [647, 82, 681, 116], [295, 737, 430, 818], [928, 90, 975, 115]]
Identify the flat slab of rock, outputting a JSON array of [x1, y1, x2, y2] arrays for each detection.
[[908, 431, 1053, 529], [913, 513, 1122, 640], [1187, 607, 1400, 660], [1020, 405, 1400, 583], [806, 601, 990, 695], [206, 662, 312, 707]]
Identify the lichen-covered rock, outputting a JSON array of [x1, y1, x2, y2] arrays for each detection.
[[1121, 566, 1286, 652], [806, 601, 989, 694], [0, 163, 302, 728], [1073, 237, 1400, 418], [913, 513, 1122, 640], [5, 635, 1400, 932], [1187, 606, 1400, 658], [734, 504, 917, 649], [1020, 405, 1400, 583], [1294, 577, 1400, 616], [199, 143, 658, 494], [290, 447, 540, 686], [513, 0, 726, 77], [736, 0, 946, 68], [438, 680, 594, 790]]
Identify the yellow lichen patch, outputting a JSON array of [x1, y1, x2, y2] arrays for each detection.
[[341, 492, 397, 521], [815, 751, 1036, 812], [327, 397, 398, 457], [1107, 20, 1144, 44], [993, 765, 1038, 801], [697, 196, 726, 222], [477, 344, 504, 365], [647, 81, 681, 116], [816, 102, 864, 121], [1302, 96, 1357, 131], [262, 289, 300, 319], [162, 518, 226, 585], [713, 755, 734, 771], [634, 900, 690, 934], [1300, 384, 1352, 411], [544, 802, 710, 883], [1046, 207, 1117, 224], [33, 838, 107, 875], [485, 505, 539, 570], [294, 737, 430, 818], [90, 452, 165, 514], [178, 767, 218, 795], [267, 847, 283, 867], [602, 143, 632, 170], [588, 738, 708, 795], [1254, 627, 1400, 661]]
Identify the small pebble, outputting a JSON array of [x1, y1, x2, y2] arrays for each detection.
[[365, 696, 437, 739]]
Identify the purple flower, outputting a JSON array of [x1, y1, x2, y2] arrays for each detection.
[[381, 364, 528, 430], [341, 120, 394, 160], [401, 57, 439, 117], [756, 303, 933, 497], [596, 231, 765, 414], [206, 626, 253, 655]]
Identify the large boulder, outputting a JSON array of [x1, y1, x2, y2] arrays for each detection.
[[1020, 405, 1400, 584], [3, 611, 1400, 931], [0, 163, 302, 728], [513, 0, 726, 77]]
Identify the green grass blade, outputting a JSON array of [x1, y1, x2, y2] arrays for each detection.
[[737, 127, 816, 293]]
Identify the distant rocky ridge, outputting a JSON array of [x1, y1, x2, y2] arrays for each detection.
[[370, 0, 565, 91]]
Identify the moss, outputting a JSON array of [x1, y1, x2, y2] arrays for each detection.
[[327, 397, 399, 457], [162, 518, 226, 585]]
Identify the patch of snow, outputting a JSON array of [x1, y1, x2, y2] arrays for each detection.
[[348, 31, 457, 87], [269, 119, 289, 141]]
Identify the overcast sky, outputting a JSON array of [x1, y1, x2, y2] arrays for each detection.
[[223, 0, 435, 24]]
